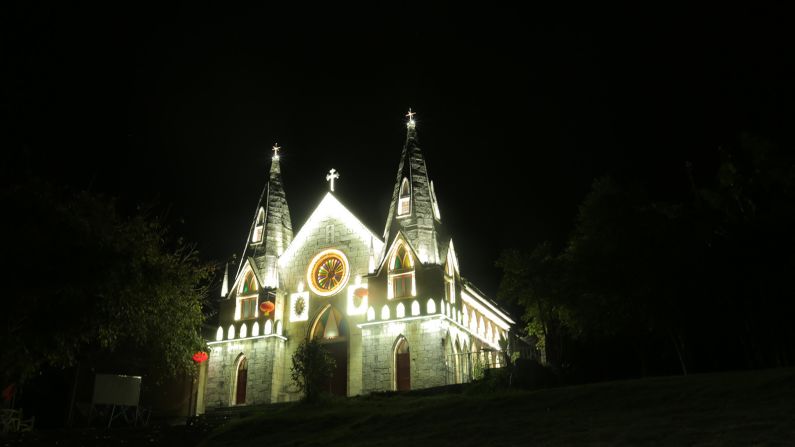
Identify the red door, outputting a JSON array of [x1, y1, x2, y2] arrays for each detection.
[[235, 358, 248, 404], [325, 342, 348, 396], [396, 339, 410, 391]]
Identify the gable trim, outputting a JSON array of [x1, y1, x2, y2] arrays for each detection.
[[279, 193, 384, 269]]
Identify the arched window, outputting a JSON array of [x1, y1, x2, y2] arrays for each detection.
[[381, 305, 391, 320], [252, 208, 265, 243], [227, 325, 235, 340], [264, 319, 273, 335], [396, 302, 405, 319], [367, 306, 375, 321], [397, 178, 411, 216], [215, 326, 224, 341], [444, 259, 456, 304], [411, 300, 420, 316], [238, 271, 258, 320], [393, 245, 412, 270], [426, 298, 436, 314], [252, 321, 260, 337], [241, 271, 258, 294], [240, 323, 248, 338], [388, 243, 415, 299], [311, 306, 347, 341]]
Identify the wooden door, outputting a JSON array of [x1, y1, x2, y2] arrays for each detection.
[[235, 358, 248, 404], [396, 339, 410, 391], [326, 342, 348, 396]]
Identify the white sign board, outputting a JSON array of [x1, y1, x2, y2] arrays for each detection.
[[92, 374, 142, 406]]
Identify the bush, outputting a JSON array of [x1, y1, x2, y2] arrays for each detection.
[[511, 358, 559, 389], [290, 339, 336, 402]]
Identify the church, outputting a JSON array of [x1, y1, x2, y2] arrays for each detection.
[[196, 111, 514, 410]]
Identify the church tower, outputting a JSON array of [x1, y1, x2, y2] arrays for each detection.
[[383, 110, 445, 265], [241, 145, 293, 288]]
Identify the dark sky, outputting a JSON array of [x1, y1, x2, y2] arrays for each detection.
[[5, 3, 794, 295]]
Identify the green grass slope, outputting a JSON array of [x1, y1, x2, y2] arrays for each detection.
[[204, 368, 795, 447]]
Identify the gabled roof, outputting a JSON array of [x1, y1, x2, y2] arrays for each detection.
[[444, 239, 460, 275], [278, 192, 384, 268], [375, 229, 423, 276], [461, 277, 516, 326], [229, 257, 266, 297]]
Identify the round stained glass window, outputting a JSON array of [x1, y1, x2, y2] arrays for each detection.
[[307, 249, 350, 296]]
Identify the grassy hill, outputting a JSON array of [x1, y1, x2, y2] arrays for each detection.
[[202, 368, 795, 446]]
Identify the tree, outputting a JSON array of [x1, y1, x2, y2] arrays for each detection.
[[497, 243, 571, 370], [290, 339, 336, 402], [564, 176, 700, 376], [0, 178, 214, 387]]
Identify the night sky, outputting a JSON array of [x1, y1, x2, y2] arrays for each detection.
[[6, 4, 793, 295]]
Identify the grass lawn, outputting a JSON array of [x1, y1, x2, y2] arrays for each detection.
[[203, 368, 795, 446]]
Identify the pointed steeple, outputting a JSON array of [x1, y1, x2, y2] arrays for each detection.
[[368, 236, 376, 273], [221, 262, 229, 298], [238, 144, 293, 288], [383, 109, 445, 265]]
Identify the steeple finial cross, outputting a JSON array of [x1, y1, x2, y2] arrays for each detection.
[[326, 168, 339, 192], [272, 143, 281, 159], [406, 108, 416, 128]]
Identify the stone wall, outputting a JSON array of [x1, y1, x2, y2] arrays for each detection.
[[361, 317, 448, 393], [280, 215, 375, 288], [204, 336, 285, 409]]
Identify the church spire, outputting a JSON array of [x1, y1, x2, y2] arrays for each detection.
[[221, 261, 229, 298], [383, 109, 445, 265], [238, 144, 293, 288]]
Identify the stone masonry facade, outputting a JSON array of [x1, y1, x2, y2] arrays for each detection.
[[361, 318, 448, 393], [204, 337, 284, 408]]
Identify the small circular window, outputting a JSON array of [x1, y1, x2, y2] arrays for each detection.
[[307, 249, 350, 296]]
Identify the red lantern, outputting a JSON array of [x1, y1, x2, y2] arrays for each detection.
[[192, 351, 208, 363], [259, 301, 275, 315], [354, 287, 368, 298]]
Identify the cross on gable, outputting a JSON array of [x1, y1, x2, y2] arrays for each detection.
[[272, 144, 281, 158], [326, 168, 339, 192]]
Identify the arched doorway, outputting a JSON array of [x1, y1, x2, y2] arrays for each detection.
[[462, 342, 471, 382], [233, 355, 248, 405], [310, 305, 348, 396], [454, 340, 462, 384], [394, 337, 410, 391]]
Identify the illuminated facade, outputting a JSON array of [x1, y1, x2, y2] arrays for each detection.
[[197, 114, 514, 410]]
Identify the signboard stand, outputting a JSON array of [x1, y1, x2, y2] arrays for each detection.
[[89, 374, 149, 428]]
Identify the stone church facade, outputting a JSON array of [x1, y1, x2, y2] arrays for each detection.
[[196, 113, 514, 410]]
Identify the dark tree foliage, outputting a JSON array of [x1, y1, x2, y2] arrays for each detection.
[[498, 134, 795, 381], [0, 179, 215, 386], [290, 339, 336, 403]]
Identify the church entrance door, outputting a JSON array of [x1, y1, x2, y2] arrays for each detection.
[[395, 338, 410, 391], [310, 306, 349, 397], [325, 341, 348, 396]]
